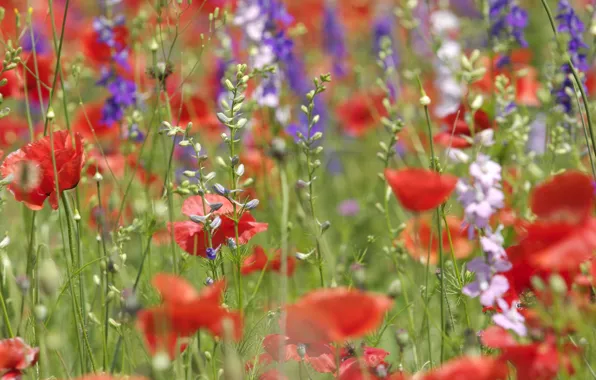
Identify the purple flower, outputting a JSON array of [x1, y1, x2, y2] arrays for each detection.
[[323, 6, 348, 77], [457, 155, 504, 232], [553, 0, 588, 113], [489, 0, 528, 48], [493, 299, 527, 336], [337, 199, 360, 217], [21, 25, 51, 55], [107, 78, 137, 108]]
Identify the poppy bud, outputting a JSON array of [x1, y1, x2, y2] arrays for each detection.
[[296, 343, 306, 358], [39, 259, 61, 296], [388, 279, 402, 298], [419, 95, 431, 106], [34, 304, 47, 322], [122, 288, 140, 316], [395, 329, 409, 348], [320, 220, 331, 234], [205, 277, 214, 286], [152, 351, 171, 371], [227, 238, 237, 250]]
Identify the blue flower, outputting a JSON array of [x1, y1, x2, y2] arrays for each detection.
[[489, 0, 528, 47], [553, 0, 588, 113]]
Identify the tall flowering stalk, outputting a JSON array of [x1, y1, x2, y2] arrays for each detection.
[[93, 8, 137, 127], [553, 0, 588, 114]]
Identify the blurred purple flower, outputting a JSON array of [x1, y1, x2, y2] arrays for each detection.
[[338, 199, 360, 217], [493, 299, 527, 336]]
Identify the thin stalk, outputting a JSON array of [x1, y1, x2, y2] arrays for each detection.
[[423, 103, 446, 363]]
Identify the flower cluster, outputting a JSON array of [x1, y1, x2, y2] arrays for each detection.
[[93, 14, 137, 126], [463, 227, 527, 336], [456, 154, 505, 236], [489, 0, 528, 48], [553, 0, 588, 113]]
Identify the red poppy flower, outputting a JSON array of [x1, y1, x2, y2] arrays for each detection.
[[504, 171, 596, 301], [241, 246, 297, 276], [74, 102, 120, 142], [137, 274, 242, 359], [21, 54, 53, 102], [0, 130, 84, 210], [169, 194, 268, 257], [401, 216, 473, 264], [284, 288, 393, 347], [434, 104, 493, 149], [82, 25, 129, 66], [482, 326, 575, 380], [0, 337, 39, 378], [336, 92, 386, 137], [420, 356, 508, 380], [384, 168, 458, 212]]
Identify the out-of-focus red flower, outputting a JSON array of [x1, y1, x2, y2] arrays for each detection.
[[284, 288, 392, 347], [482, 326, 575, 380], [0, 130, 84, 210], [401, 216, 473, 265], [82, 25, 129, 66], [0, 337, 39, 378], [169, 194, 268, 257], [384, 168, 458, 212], [0, 68, 20, 99], [336, 92, 386, 137], [21, 54, 53, 103], [337, 346, 399, 380], [504, 171, 596, 301], [420, 355, 508, 380], [169, 94, 222, 138], [249, 334, 336, 375], [137, 274, 242, 359], [74, 102, 120, 142], [241, 246, 297, 276], [0, 117, 29, 148], [434, 104, 493, 149], [516, 68, 541, 107], [474, 50, 540, 106]]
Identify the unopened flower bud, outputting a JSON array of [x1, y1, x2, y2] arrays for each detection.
[[39, 259, 61, 296], [152, 351, 171, 371], [419, 95, 431, 106]]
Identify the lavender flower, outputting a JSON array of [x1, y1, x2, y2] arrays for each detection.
[[457, 154, 504, 233], [493, 299, 527, 336], [463, 227, 512, 306]]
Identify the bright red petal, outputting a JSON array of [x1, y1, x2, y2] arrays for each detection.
[[384, 168, 458, 212]]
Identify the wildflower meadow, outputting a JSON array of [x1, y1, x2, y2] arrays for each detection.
[[2, 0, 596, 379]]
